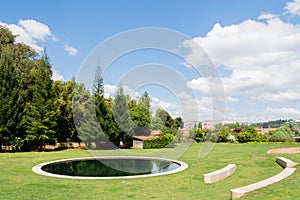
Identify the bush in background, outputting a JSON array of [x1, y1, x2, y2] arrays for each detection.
[[143, 134, 174, 149]]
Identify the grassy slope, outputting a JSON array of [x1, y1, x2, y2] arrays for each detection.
[[0, 143, 299, 200]]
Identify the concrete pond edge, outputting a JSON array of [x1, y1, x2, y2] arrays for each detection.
[[32, 156, 188, 180]]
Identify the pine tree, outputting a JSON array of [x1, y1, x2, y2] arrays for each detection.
[[112, 86, 135, 147], [0, 46, 19, 147], [23, 51, 56, 151], [92, 66, 106, 139]]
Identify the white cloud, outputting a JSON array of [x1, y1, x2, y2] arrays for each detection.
[[264, 107, 300, 120], [0, 19, 54, 52], [256, 90, 300, 102], [18, 19, 52, 41], [258, 12, 279, 20], [151, 97, 181, 118], [64, 44, 78, 56], [224, 96, 239, 103], [285, 0, 300, 16], [104, 84, 139, 98], [181, 39, 213, 67], [185, 17, 300, 101], [151, 93, 213, 121], [104, 84, 117, 98], [52, 69, 64, 81]]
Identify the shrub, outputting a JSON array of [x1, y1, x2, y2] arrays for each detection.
[[143, 134, 174, 149], [237, 130, 267, 143], [268, 131, 294, 142], [193, 129, 204, 143], [267, 124, 294, 142], [237, 131, 256, 143]]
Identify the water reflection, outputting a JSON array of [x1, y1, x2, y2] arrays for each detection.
[[42, 158, 180, 177]]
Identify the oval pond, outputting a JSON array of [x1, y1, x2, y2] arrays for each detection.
[[32, 156, 188, 179]]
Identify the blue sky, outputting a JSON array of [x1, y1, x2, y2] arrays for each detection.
[[1, 0, 300, 123]]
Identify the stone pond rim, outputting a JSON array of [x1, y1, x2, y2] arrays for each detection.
[[32, 156, 188, 180]]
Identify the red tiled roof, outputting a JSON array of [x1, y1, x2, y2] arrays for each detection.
[[133, 135, 157, 141]]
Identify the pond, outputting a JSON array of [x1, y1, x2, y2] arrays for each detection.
[[32, 156, 188, 179]]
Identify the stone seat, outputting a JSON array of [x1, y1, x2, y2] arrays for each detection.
[[204, 164, 236, 183]]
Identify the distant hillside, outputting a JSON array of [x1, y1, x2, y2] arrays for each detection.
[[252, 119, 292, 128]]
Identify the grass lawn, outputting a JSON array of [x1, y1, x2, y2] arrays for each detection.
[[0, 143, 299, 200]]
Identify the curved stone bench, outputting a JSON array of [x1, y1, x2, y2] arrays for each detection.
[[231, 157, 297, 199], [204, 164, 236, 183], [276, 157, 298, 168]]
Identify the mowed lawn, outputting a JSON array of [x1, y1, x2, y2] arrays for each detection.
[[0, 143, 299, 200]]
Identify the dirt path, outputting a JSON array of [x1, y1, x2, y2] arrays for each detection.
[[267, 147, 300, 154]]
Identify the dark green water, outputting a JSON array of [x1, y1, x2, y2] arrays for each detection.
[[42, 158, 180, 177]]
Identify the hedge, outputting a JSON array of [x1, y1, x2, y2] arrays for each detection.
[[143, 134, 174, 149]]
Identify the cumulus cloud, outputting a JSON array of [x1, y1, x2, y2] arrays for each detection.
[[285, 0, 300, 16], [64, 44, 78, 56], [186, 17, 300, 101], [18, 19, 52, 41], [0, 19, 54, 52]]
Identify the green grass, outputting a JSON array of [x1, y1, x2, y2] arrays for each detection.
[[0, 143, 299, 200]]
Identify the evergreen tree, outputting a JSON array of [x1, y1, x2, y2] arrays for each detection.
[[22, 52, 56, 151], [112, 86, 134, 147], [92, 66, 106, 137], [0, 46, 18, 147], [53, 79, 78, 143], [92, 66, 118, 148], [72, 81, 103, 149]]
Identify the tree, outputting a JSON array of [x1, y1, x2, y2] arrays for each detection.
[[193, 128, 204, 142], [268, 124, 294, 142], [72, 83, 102, 149], [92, 66, 107, 140], [0, 26, 38, 149], [0, 45, 18, 147], [140, 91, 150, 110], [197, 122, 202, 129], [112, 86, 135, 147], [154, 108, 182, 135], [91, 66, 119, 148], [52, 79, 78, 144], [150, 116, 163, 131], [22, 52, 56, 151], [0, 25, 15, 45], [130, 92, 151, 136], [92, 66, 104, 96], [237, 126, 266, 143], [174, 117, 184, 129]]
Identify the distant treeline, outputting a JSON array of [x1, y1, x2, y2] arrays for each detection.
[[191, 121, 299, 143], [252, 119, 292, 128], [0, 26, 183, 151]]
